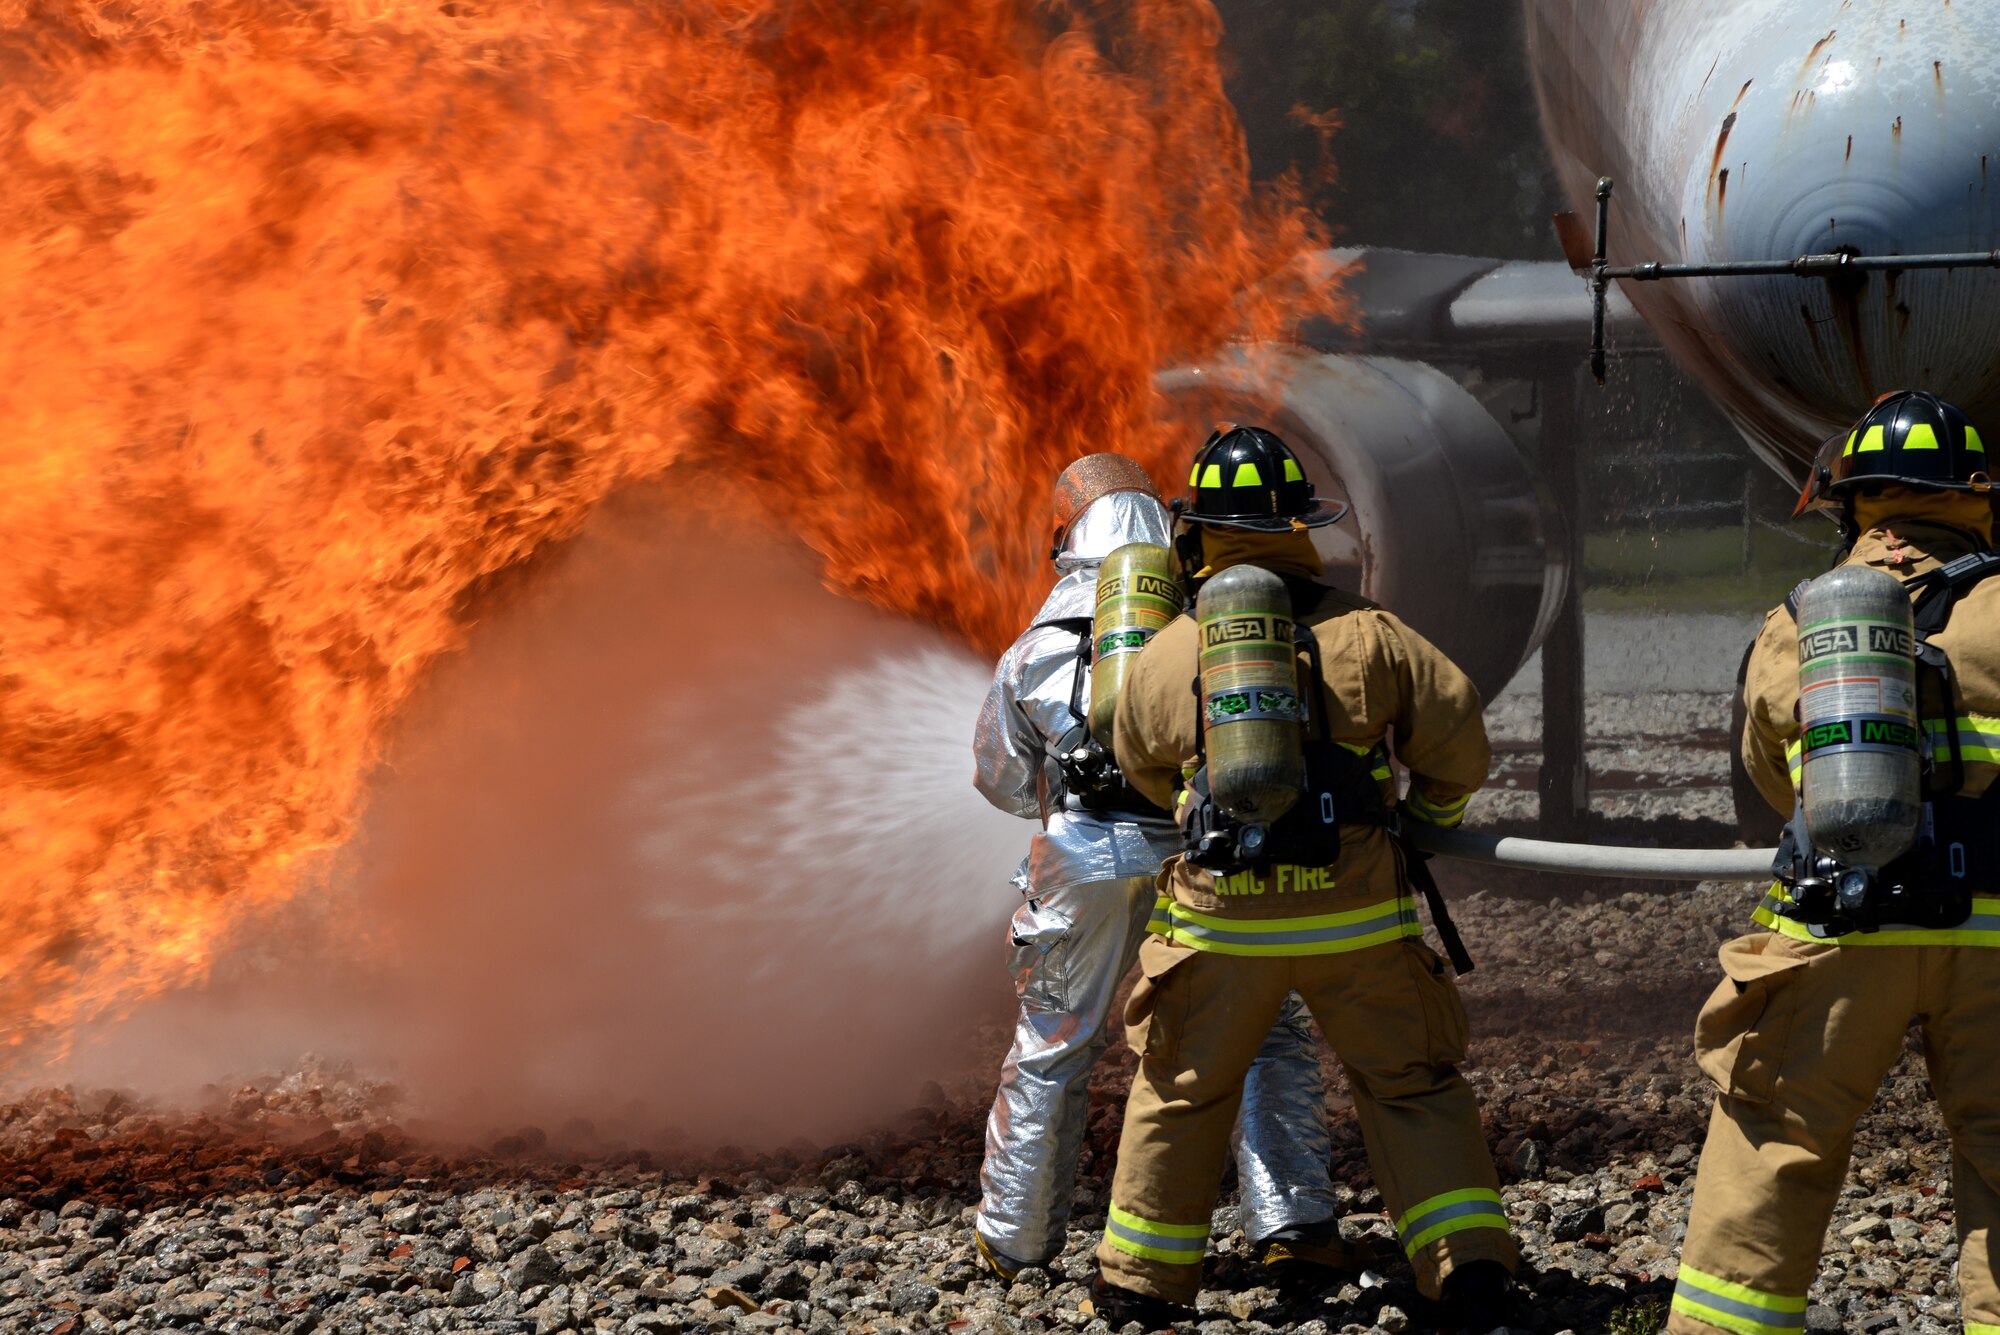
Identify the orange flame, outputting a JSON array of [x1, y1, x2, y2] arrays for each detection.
[[0, 0, 1337, 1054]]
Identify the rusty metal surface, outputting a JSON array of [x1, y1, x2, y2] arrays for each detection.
[[1527, 0, 2000, 477]]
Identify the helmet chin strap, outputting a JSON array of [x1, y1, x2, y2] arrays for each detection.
[[1836, 498, 1859, 552], [1169, 507, 1204, 605]]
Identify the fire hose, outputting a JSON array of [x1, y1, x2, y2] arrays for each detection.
[[1402, 823, 1778, 882]]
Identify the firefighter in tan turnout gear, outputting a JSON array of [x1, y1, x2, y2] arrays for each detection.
[[1669, 391, 2000, 1335], [969, 453, 1352, 1285], [1087, 426, 1519, 1330]]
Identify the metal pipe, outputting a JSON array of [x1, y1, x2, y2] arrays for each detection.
[[1582, 177, 2000, 381], [1608, 251, 2000, 281], [1588, 177, 1612, 384], [1405, 823, 1778, 881]]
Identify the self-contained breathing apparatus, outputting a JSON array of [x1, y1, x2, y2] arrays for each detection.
[[1178, 565, 1379, 869], [1038, 542, 1182, 816], [1774, 551, 2000, 935], [1173, 564, 1475, 972]]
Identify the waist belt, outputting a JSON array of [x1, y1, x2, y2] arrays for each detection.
[[1768, 790, 2000, 939], [1756, 886, 2000, 946]]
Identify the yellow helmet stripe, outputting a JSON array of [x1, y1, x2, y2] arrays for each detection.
[[1903, 422, 1942, 450], [1856, 424, 1887, 453], [1969, 426, 1987, 454], [1200, 463, 1223, 488], [1282, 458, 1305, 482], [1232, 462, 1264, 487]]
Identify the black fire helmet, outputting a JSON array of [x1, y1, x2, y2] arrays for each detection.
[[1796, 390, 1992, 517], [1179, 426, 1348, 532]]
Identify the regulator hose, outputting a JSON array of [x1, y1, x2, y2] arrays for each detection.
[[1403, 824, 1777, 882]]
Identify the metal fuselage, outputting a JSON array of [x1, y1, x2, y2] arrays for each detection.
[[1527, 0, 2000, 475]]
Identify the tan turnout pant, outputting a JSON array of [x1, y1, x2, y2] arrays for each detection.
[[1669, 932, 2000, 1335], [1095, 932, 1517, 1305]]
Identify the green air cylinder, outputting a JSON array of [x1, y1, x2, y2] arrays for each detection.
[[1796, 565, 1923, 868], [1090, 543, 1183, 755], [1196, 564, 1304, 824]]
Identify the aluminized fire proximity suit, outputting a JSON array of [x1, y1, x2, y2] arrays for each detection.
[[1670, 490, 2000, 1335], [971, 490, 1342, 1270], [1096, 526, 1517, 1309]]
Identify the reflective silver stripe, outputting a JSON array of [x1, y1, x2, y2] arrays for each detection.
[[1673, 1275, 1806, 1331], [1402, 1197, 1506, 1236], [1169, 903, 1418, 950], [1104, 1211, 1207, 1258]]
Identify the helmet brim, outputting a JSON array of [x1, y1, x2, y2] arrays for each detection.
[[1792, 429, 1849, 518], [1181, 498, 1349, 531]]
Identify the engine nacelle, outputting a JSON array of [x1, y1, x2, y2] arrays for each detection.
[[1158, 351, 1564, 700]]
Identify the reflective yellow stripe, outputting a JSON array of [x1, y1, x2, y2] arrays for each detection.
[[1670, 1264, 1805, 1335], [1188, 461, 1202, 486], [1199, 464, 1222, 488], [1146, 895, 1171, 937], [1394, 1187, 1501, 1232], [1923, 714, 2000, 765], [1842, 429, 1860, 456], [1406, 789, 1471, 827], [1104, 1204, 1207, 1264], [1231, 462, 1264, 487], [1163, 897, 1420, 957], [1903, 422, 1941, 451], [1754, 885, 2000, 946], [1394, 1188, 1509, 1257], [1790, 715, 2000, 772], [1857, 424, 1887, 452], [1964, 1323, 2000, 1335], [1282, 458, 1304, 482], [1337, 739, 1396, 783], [1969, 425, 1987, 454], [1673, 1265, 1806, 1314]]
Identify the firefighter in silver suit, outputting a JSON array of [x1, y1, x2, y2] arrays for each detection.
[[970, 453, 1350, 1281]]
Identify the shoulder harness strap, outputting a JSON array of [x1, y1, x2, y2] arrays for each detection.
[[1906, 550, 2000, 637], [1033, 615, 1096, 727]]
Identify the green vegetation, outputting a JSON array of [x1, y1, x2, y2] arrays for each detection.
[[1582, 524, 1840, 613], [1214, 0, 1562, 259], [1605, 1298, 1670, 1335]]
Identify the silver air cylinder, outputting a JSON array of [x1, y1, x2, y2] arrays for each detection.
[[1196, 565, 1303, 824], [1796, 565, 1923, 869]]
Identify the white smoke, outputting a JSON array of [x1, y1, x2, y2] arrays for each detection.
[[53, 497, 1028, 1145]]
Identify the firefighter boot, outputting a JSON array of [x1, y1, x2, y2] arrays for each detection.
[[1086, 1273, 1195, 1330], [1438, 1258, 1519, 1334], [1259, 1219, 1364, 1291]]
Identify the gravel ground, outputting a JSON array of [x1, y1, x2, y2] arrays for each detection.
[[0, 875, 1962, 1335], [0, 679, 1965, 1335], [1477, 690, 1739, 832]]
